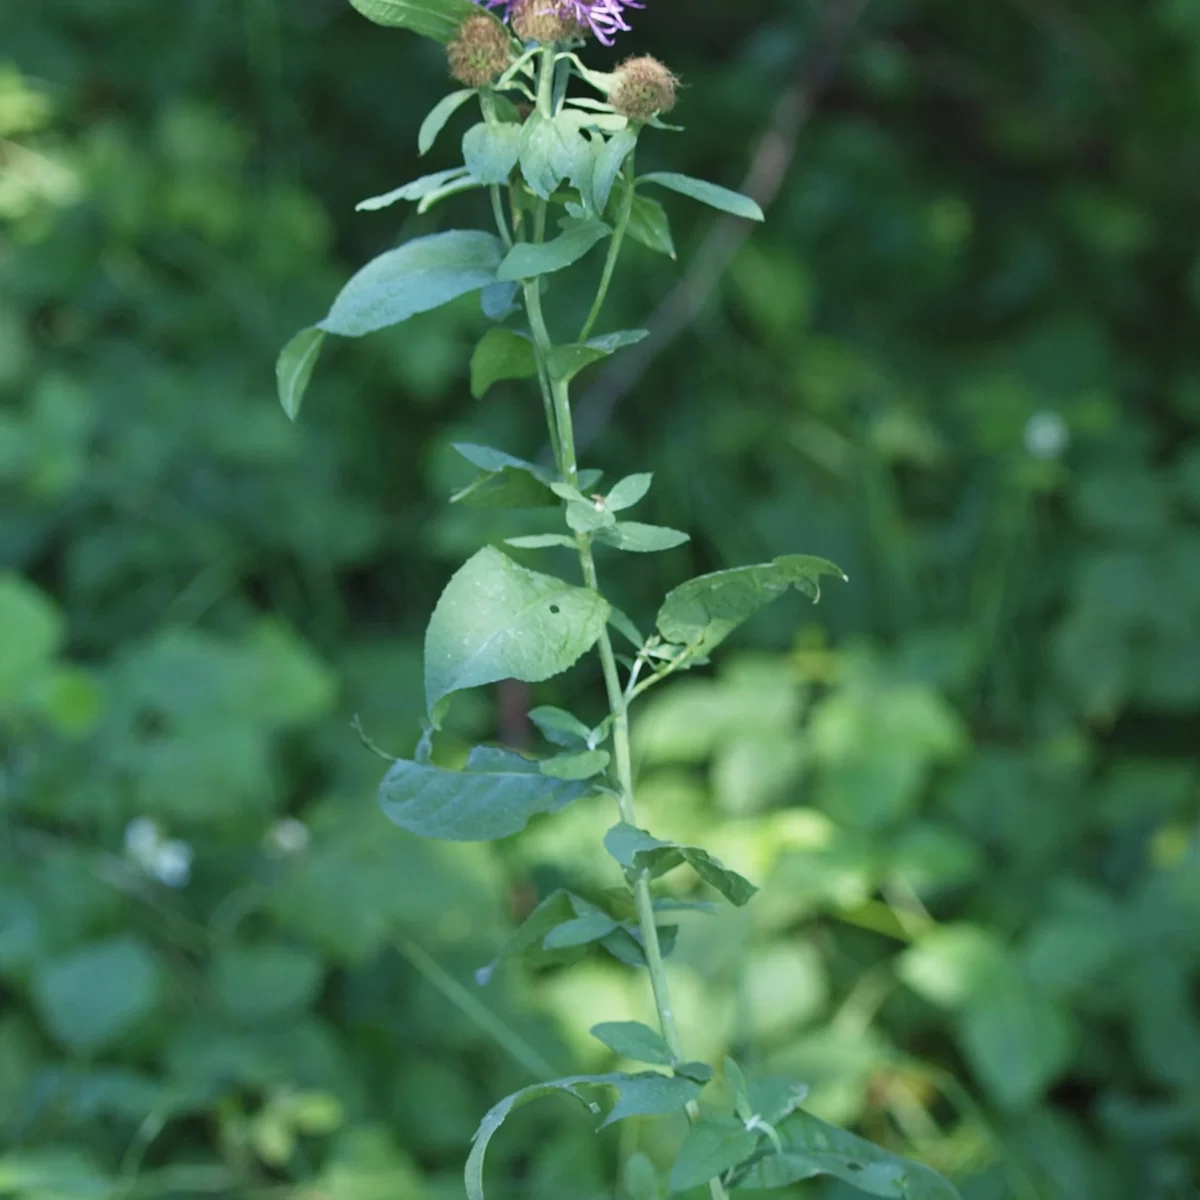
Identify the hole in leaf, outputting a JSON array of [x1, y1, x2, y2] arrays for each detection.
[[549, 604, 561, 614]]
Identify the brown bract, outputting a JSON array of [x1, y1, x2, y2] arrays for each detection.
[[512, 0, 585, 44], [447, 15, 512, 88], [611, 55, 679, 121]]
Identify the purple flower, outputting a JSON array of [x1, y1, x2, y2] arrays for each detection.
[[480, 0, 643, 45]]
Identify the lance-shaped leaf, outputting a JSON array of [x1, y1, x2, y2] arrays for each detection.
[[596, 522, 690, 553], [639, 171, 765, 222], [450, 442, 557, 509], [320, 231, 503, 338], [604, 823, 757, 907], [546, 329, 648, 383], [594, 128, 637, 214], [420, 88, 476, 154], [467, 1073, 702, 1200], [349, 0, 479, 43], [276, 327, 326, 421], [470, 329, 537, 399], [735, 1109, 963, 1198], [656, 555, 847, 657], [378, 744, 590, 842], [497, 220, 610, 282], [425, 547, 610, 724], [355, 167, 470, 212], [626, 194, 676, 258]]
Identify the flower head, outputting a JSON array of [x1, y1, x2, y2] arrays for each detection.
[[448, 14, 513, 87], [479, 0, 642, 45], [611, 55, 677, 121]]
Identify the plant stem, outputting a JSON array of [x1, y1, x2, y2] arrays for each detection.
[[579, 144, 637, 341]]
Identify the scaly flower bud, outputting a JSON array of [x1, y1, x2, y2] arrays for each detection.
[[447, 14, 512, 88], [511, 0, 584, 43], [611, 55, 678, 122]]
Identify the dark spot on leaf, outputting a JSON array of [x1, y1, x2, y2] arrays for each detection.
[[549, 604, 561, 614]]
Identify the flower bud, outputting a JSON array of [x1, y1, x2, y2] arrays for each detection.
[[511, 0, 585, 44], [447, 15, 512, 88], [611, 55, 678, 122]]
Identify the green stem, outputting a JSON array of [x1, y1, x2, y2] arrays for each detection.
[[579, 143, 637, 341], [489, 184, 512, 250]]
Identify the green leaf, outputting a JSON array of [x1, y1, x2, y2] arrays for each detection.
[[608, 606, 645, 650], [450, 443, 557, 509], [32, 936, 164, 1053], [639, 171, 765, 222], [600, 923, 679, 968], [378, 744, 590, 841], [594, 128, 637, 214], [529, 705, 593, 747], [496, 220, 610, 282], [736, 1109, 962, 1198], [543, 912, 619, 949], [589, 1021, 672, 1066], [598, 1072, 702, 1128], [506, 534, 578, 549], [355, 167, 470, 211], [424, 546, 610, 723], [676, 1061, 715, 1084], [477, 889, 580, 979], [481, 279, 520, 320], [627, 194, 676, 258], [546, 329, 648, 383], [275, 327, 326, 421], [604, 473, 653, 510], [566, 498, 616, 534], [0, 574, 62, 707], [656, 555, 847, 657], [211, 943, 323, 1022], [597, 522, 690, 553], [604, 823, 757, 907], [669, 1117, 761, 1192], [519, 110, 590, 200], [320, 231, 503, 337], [539, 748, 610, 780], [348, 0, 479, 43], [725, 1058, 753, 1123], [469, 328, 537, 399], [415, 174, 483, 213], [463, 122, 522, 185], [419, 88, 477, 153], [624, 1153, 662, 1200]]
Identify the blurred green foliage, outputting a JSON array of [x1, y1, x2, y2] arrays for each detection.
[[2, 0, 1200, 1197]]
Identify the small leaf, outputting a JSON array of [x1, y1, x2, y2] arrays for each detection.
[[379, 744, 590, 841], [539, 748, 610, 780], [626, 194, 676, 258], [276, 327, 326, 421], [463, 121, 522, 185], [669, 1117, 761, 1193], [608, 606, 645, 650], [416, 174, 483, 213], [656, 554, 847, 657], [724, 1058, 753, 1123], [566, 498, 615, 534], [470, 328, 537, 399], [604, 473, 653, 511], [599, 1072, 702, 1129], [497, 220, 611, 282], [639, 171, 765, 222], [356, 167, 470, 211], [451, 443, 557, 509], [595, 128, 637, 214], [597, 522, 690, 553], [425, 547, 609, 723], [350, 0, 479, 43], [420, 88, 477, 153], [543, 912, 619, 949], [320, 231, 503, 337], [590, 1021, 672, 1066], [604, 823, 757, 907], [481, 279, 520, 321], [675, 1061, 715, 1083], [529, 705, 593, 747], [547, 330, 648, 383], [506, 534, 578, 549], [479, 889, 580, 977], [624, 1153, 661, 1200], [736, 1109, 963, 1198], [519, 110, 591, 199], [600, 924, 678, 967]]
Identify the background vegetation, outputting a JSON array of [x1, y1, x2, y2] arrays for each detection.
[[3, 0, 1200, 1196]]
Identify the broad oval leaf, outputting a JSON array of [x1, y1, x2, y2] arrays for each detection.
[[355, 167, 469, 212], [639, 171, 765, 222], [656, 554, 847, 656], [737, 1109, 962, 1199], [378, 744, 590, 841], [496, 220, 611, 283], [463, 122, 522, 185], [420, 88, 476, 154], [604, 473, 653, 511], [276, 327, 326, 421], [425, 546, 610, 723], [320, 231, 503, 338], [597, 522, 690, 553], [349, 0, 478, 43], [470, 328, 537, 399]]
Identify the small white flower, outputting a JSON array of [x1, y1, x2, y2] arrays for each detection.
[[1024, 411, 1070, 460], [124, 817, 161, 866], [151, 840, 193, 888], [266, 817, 310, 856]]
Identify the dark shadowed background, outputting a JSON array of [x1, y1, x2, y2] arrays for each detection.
[[3, 0, 1200, 1196]]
